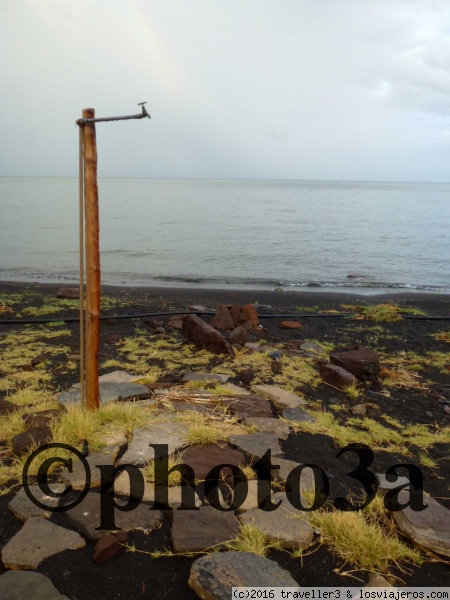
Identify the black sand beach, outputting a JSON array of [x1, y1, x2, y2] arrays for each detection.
[[0, 281, 449, 597]]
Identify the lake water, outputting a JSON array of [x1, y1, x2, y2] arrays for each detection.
[[0, 177, 449, 292]]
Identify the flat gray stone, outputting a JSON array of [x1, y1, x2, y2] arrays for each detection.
[[60, 449, 118, 490], [72, 371, 136, 388], [0, 571, 69, 600], [222, 383, 250, 395], [239, 501, 314, 549], [376, 473, 411, 492], [392, 490, 450, 557], [8, 484, 66, 521], [65, 491, 163, 540], [243, 417, 291, 439], [282, 407, 316, 423], [251, 385, 306, 409], [58, 381, 149, 407], [232, 480, 273, 512], [171, 505, 239, 552], [1, 518, 85, 569], [188, 552, 299, 599], [118, 423, 188, 467], [181, 372, 225, 383], [110, 469, 201, 507], [228, 433, 283, 460], [273, 458, 315, 493]]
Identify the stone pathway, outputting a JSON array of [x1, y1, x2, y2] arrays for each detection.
[[2, 358, 449, 596], [1, 518, 85, 569]]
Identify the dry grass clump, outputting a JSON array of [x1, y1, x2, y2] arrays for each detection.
[[432, 330, 450, 343], [178, 411, 230, 447], [225, 522, 283, 556], [0, 401, 154, 495], [0, 326, 71, 393], [288, 409, 449, 454], [341, 303, 426, 322], [306, 494, 423, 575]]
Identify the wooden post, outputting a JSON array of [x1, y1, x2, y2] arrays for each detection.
[[82, 108, 100, 410]]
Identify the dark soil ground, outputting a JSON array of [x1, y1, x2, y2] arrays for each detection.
[[0, 282, 449, 597]]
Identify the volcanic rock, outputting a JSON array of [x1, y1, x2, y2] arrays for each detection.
[[182, 314, 234, 356], [330, 345, 380, 381], [320, 364, 356, 388]]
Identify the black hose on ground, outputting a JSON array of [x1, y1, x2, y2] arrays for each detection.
[[0, 311, 449, 325]]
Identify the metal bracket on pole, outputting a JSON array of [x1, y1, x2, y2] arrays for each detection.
[[76, 102, 151, 126]]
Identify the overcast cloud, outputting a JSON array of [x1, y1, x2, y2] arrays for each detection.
[[1, 0, 450, 181]]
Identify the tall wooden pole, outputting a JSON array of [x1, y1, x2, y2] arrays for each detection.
[[82, 108, 100, 410]]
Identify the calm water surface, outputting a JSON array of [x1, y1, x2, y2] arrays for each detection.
[[0, 177, 449, 292]]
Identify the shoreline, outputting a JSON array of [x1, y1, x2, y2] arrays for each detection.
[[0, 279, 449, 316]]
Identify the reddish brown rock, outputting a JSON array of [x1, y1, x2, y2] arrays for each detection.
[[279, 321, 301, 329], [22, 409, 61, 429], [56, 288, 79, 299], [241, 304, 259, 331], [221, 395, 273, 420], [92, 531, 128, 564], [211, 305, 235, 331], [182, 314, 234, 356], [330, 345, 380, 381], [180, 443, 246, 480], [12, 426, 52, 456], [237, 369, 255, 385], [229, 304, 242, 327], [0, 399, 19, 416], [228, 326, 248, 346], [320, 364, 356, 389]]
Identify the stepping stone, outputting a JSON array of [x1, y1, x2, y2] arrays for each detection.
[[228, 433, 283, 460], [71, 371, 136, 387], [221, 383, 250, 395], [392, 490, 450, 557], [110, 469, 202, 507], [232, 480, 273, 512], [243, 417, 291, 439], [238, 499, 314, 549], [60, 449, 118, 490], [0, 571, 69, 600], [65, 491, 163, 540], [171, 505, 239, 552], [1, 517, 85, 569], [181, 372, 226, 383], [58, 381, 149, 406], [273, 458, 315, 493], [180, 443, 246, 480], [376, 473, 411, 492], [188, 552, 298, 599], [251, 385, 306, 409], [282, 407, 316, 423], [8, 484, 66, 521], [221, 395, 273, 420], [118, 423, 188, 467], [98, 430, 128, 448]]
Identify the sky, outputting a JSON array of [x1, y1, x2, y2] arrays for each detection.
[[1, 0, 450, 182]]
